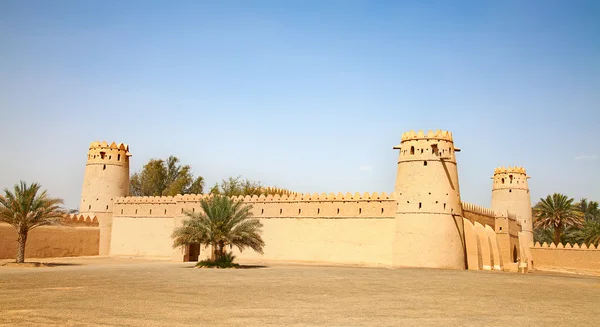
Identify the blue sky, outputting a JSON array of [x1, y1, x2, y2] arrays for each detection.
[[1, 0, 598, 210]]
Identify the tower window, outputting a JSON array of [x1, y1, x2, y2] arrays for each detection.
[[359, 208, 362, 214], [261, 209, 264, 215], [88, 205, 91, 210], [135, 209, 138, 214], [337, 208, 340, 215], [100, 151, 105, 159], [164, 209, 167, 215], [118, 154, 121, 161], [103, 165, 106, 170], [381, 208, 384, 214], [410, 146, 414, 155], [106, 205, 108, 210], [317, 208, 320, 214], [418, 202, 422, 209], [121, 209, 123, 214], [501, 178, 505, 184], [424, 161, 427, 166], [280, 209, 282, 215], [298, 209, 301, 215]]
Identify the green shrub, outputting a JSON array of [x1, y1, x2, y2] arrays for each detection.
[[196, 252, 240, 268]]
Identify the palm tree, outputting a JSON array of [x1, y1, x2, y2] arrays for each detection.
[[573, 220, 600, 246], [0, 181, 66, 263], [576, 198, 600, 222], [171, 195, 265, 262], [533, 193, 584, 245]]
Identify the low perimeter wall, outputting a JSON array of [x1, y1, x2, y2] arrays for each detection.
[[0, 223, 100, 260], [531, 242, 600, 275]]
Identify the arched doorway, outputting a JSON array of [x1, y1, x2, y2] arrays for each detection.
[[512, 245, 518, 263]]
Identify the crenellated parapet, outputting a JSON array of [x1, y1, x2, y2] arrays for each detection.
[[461, 202, 495, 217], [461, 202, 502, 231], [62, 214, 99, 226], [492, 166, 529, 191], [115, 196, 177, 204], [401, 129, 454, 142], [86, 141, 132, 167], [113, 192, 397, 219], [533, 242, 598, 250], [230, 191, 392, 202], [394, 130, 460, 163]]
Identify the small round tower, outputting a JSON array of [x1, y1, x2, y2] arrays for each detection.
[[392, 130, 466, 269], [79, 141, 131, 255], [491, 166, 533, 245]]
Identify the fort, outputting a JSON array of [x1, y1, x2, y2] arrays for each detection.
[[2, 130, 599, 274]]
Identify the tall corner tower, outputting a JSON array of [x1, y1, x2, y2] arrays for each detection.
[[491, 166, 533, 245], [79, 141, 131, 255], [392, 130, 466, 269]]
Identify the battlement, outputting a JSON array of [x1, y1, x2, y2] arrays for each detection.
[[401, 130, 453, 142], [62, 214, 99, 226], [230, 192, 393, 202], [461, 202, 495, 217], [86, 141, 132, 166], [494, 166, 527, 175], [115, 196, 177, 204], [533, 242, 598, 250], [89, 141, 130, 152], [115, 192, 393, 205]]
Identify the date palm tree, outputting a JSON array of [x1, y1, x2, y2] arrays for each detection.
[[0, 181, 66, 263], [171, 194, 264, 262], [576, 198, 600, 222], [533, 193, 584, 245]]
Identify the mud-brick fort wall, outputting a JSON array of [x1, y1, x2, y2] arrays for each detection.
[[530, 242, 600, 275], [111, 192, 398, 266], [0, 215, 100, 260]]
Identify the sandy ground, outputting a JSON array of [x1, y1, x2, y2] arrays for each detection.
[[1, 256, 599, 327]]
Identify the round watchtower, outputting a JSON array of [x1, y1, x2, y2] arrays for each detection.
[[491, 166, 533, 245], [392, 130, 466, 269], [79, 141, 131, 255]]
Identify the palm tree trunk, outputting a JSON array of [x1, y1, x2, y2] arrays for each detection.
[[16, 231, 27, 263], [218, 241, 225, 260], [211, 242, 217, 261], [553, 225, 563, 245]]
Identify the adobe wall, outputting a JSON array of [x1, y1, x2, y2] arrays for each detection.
[[461, 202, 495, 229], [530, 242, 600, 275], [111, 192, 397, 265], [109, 217, 176, 258], [0, 215, 99, 260]]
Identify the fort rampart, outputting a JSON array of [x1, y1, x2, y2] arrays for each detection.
[[530, 242, 600, 275], [0, 214, 99, 260], [110, 192, 398, 265]]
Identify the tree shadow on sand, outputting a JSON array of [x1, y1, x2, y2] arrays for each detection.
[[181, 264, 268, 269], [1, 262, 82, 268]]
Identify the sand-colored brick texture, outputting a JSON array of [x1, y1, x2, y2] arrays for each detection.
[[79, 141, 131, 256], [0, 215, 99, 260]]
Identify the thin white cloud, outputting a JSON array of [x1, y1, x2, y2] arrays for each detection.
[[574, 155, 598, 160], [359, 165, 373, 171]]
